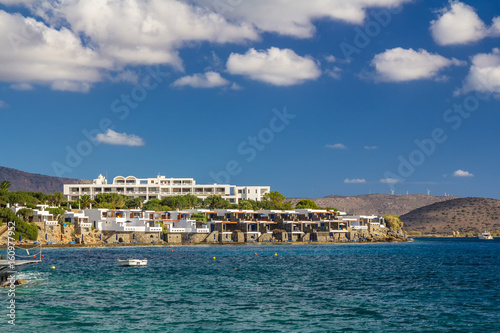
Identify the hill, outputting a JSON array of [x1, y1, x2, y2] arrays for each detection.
[[400, 197, 500, 235], [288, 194, 458, 216], [0, 166, 91, 194]]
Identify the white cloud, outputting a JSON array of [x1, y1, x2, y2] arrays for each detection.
[[195, 0, 411, 38], [364, 145, 378, 150], [172, 71, 229, 88], [453, 169, 474, 177], [459, 48, 500, 95], [0, 100, 9, 108], [325, 55, 336, 63], [326, 143, 347, 150], [379, 178, 401, 184], [0, 10, 109, 91], [0, 0, 414, 90], [94, 129, 145, 146], [344, 178, 366, 184], [227, 47, 321, 86], [430, 1, 500, 46], [326, 66, 342, 80], [371, 47, 465, 82]]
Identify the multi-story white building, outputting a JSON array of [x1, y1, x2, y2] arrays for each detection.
[[64, 174, 270, 204]]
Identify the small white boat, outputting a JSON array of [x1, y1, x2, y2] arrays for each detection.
[[117, 259, 148, 266], [478, 232, 494, 240]]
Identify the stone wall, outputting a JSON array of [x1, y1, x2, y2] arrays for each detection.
[[232, 231, 245, 243], [187, 233, 209, 243], [205, 231, 219, 243], [257, 233, 273, 242], [219, 232, 232, 242], [165, 233, 182, 243]]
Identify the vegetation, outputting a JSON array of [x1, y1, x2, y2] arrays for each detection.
[[0, 207, 38, 240], [383, 214, 403, 231], [295, 199, 319, 209]]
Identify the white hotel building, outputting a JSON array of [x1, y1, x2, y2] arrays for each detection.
[[64, 174, 270, 204]]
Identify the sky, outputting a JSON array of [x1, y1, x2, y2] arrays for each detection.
[[1, 0, 500, 199]]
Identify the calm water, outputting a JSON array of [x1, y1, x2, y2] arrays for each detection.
[[2, 238, 499, 332]]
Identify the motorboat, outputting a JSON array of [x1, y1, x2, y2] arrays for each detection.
[[117, 259, 148, 266], [478, 232, 494, 240]]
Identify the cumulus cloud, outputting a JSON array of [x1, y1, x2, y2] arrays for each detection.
[[364, 146, 378, 150], [458, 48, 500, 95], [453, 169, 474, 177], [227, 47, 321, 86], [0, 100, 9, 108], [371, 47, 465, 82], [430, 1, 500, 46], [344, 178, 366, 184], [379, 178, 400, 184], [0, 0, 414, 90], [94, 129, 145, 146], [326, 143, 347, 150], [195, 0, 411, 38], [0, 10, 108, 90], [172, 71, 229, 88]]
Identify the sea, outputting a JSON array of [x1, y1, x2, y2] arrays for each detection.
[[2, 238, 499, 332]]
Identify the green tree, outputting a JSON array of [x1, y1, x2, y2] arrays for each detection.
[[16, 208, 33, 221], [125, 197, 143, 209], [383, 214, 403, 231], [53, 191, 67, 206], [93, 193, 127, 209], [238, 200, 255, 210], [0, 207, 38, 240], [0, 180, 11, 193], [204, 195, 230, 209], [143, 198, 164, 211], [262, 191, 292, 210], [47, 207, 67, 223], [295, 199, 319, 209], [79, 195, 92, 209]]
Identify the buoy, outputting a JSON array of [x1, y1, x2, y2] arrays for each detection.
[[254, 253, 257, 256], [42, 255, 44, 258], [51, 266, 55, 269], [212, 256, 216, 260], [234, 267, 237, 270], [171, 249, 174, 252], [274, 253, 277, 256], [88, 250, 90, 252], [33, 255, 36, 258], [169, 246, 171, 248]]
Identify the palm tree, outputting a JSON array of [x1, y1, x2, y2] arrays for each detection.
[[80, 195, 91, 209], [0, 180, 11, 192]]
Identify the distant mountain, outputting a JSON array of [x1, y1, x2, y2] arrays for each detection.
[[0, 166, 91, 194], [288, 194, 458, 216], [401, 197, 500, 234]]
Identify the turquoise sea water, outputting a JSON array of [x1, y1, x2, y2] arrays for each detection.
[[2, 238, 500, 332]]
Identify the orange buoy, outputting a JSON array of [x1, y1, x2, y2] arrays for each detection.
[[88, 250, 90, 252], [33, 255, 36, 258], [171, 249, 174, 252], [42, 255, 44, 258], [254, 253, 257, 256]]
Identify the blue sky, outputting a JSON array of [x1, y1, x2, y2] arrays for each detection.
[[1, 0, 500, 199]]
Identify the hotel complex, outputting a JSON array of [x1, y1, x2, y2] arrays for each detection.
[[64, 174, 271, 203]]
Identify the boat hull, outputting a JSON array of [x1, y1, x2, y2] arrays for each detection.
[[117, 259, 148, 266]]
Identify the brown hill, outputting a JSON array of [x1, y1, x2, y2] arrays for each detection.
[[0, 166, 91, 194], [288, 194, 458, 216], [400, 197, 500, 234]]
